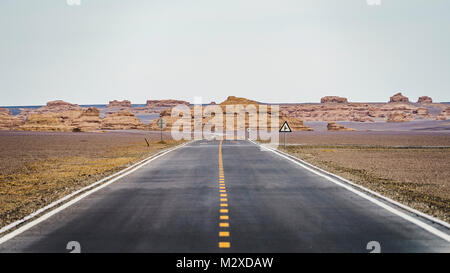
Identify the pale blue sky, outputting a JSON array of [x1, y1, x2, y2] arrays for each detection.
[[1, 0, 449, 106]]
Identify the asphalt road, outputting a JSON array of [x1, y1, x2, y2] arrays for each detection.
[[0, 140, 449, 253]]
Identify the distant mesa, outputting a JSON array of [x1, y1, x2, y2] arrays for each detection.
[[46, 100, 79, 108], [108, 100, 132, 108], [5, 94, 448, 133], [417, 96, 433, 104], [146, 99, 189, 108], [327, 122, 355, 131], [321, 96, 348, 104], [219, 96, 259, 106], [389, 92, 409, 103]]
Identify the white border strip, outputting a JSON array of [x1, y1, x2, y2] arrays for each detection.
[[0, 141, 191, 245], [249, 140, 450, 242]]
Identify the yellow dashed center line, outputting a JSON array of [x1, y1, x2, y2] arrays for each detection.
[[219, 242, 230, 248], [218, 140, 231, 249]]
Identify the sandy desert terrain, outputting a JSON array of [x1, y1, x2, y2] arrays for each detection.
[[279, 124, 450, 222], [0, 131, 182, 228]]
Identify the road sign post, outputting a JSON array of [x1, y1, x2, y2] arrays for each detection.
[[157, 118, 166, 142], [279, 121, 292, 149]]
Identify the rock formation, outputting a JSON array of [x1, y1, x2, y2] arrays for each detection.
[[101, 110, 144, 130], [280, 92, 441, 122], [17, 100, 81, 121], [17, 100, 86, 132], [0, 108, 11, 114], [327, 122, 355, 131], [19, 113, 75, 132], [413, 107, 429, 116], [320, 96, 348, 104], [219, 96, 259, 106], [389, 92, 409, 103], [0, 108, 23, 130], [146, 100, 189, 108], [46, 100, 79, 109], [107, 100, 132, 108], [387, 112, 411, 122], [436, 107, 449, 120], [417, 96, 433, 104], [149, 96, 312, 132], [71, 107, 102, 132]]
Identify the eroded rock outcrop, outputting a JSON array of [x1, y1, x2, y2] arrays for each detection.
[[417, 96, 433, 104], [327, 122, 355, 131], [0, 108, 11, 114], [149, 96, 312, 132], [436, 107, 449, 120], [17, 100, 82, 121], [219, 96, 259, 106], [18, 100, 86, 132], [387, 112, 411, 122], [321, 96, 348, 104], [413, 107, 429, 116], [101, 110, 144, 130], [72, 107, 102, 132], [107, 100, 132, 108], [19, 113, 75, 132], [389, 92, 409, 103], [146, 100, 189, 108], [0, 109, 23, 130]]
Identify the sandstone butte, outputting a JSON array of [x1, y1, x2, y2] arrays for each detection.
[[320, 96, 348, 104], [146, 99, 190, 108], [107, 100, 132, 108], [16, 100, 144, 132], [387, 112, 412, 122], [279, 93, 446, 123], [148, 96, 313, 132], [100, 110, 145, 130], [3, 94, 448, 132], [417, 96, 433, 104], [0, 108, 23, 130], [389, 92, 410, 103], [327, 122, 355, 131]]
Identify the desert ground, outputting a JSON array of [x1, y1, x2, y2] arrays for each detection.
[[279, 121, 450, 222], [0, 130, 182, 228]]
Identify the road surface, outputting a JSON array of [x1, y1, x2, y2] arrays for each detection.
[[0, 140, 449, 252]]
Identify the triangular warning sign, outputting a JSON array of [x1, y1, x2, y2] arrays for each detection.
[[279, 121, 292, 132]]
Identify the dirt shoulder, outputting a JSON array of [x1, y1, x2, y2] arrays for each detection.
[[0, 131, 183, 229]]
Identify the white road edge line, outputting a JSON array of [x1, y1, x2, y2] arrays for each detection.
[[0, 141, 191, 245], [249, 140, 450, 243]]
